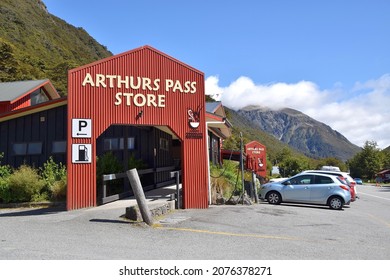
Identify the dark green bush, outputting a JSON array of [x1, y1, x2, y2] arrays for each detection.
[[0, 154, 12, 203], [96, 152, 124, 195], [50, 178, 67, 201], [8, 165, 46, 203], [40, 157, 67, 201], [96, 152, 123, 180], [128, 153, 147, 170]]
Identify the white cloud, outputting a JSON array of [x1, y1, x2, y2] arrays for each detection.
[[205, 74, 390, 149]]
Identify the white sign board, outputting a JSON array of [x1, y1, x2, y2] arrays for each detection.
[[72, 144, 92, 163], [72, 119, 92, 138]]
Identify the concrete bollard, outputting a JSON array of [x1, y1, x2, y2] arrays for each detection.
[[126, 168, 154, 226]]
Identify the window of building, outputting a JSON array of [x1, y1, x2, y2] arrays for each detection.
[[104, 138, 120, 150], [52, 141, 66, 153], [104, 137, 135, 151], [13, 142, 43, 155], [159, 138, 169, 151], [13, 143, 27, 155], [127, 137, 135, 150], [31, 89, 49, 105], [27, 142, 42, 155]]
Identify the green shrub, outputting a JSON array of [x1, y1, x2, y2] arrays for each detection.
[[0, 153, 12, 203], [0, 171, 12, 203], [8, 165, 46, 203], [210, 160, 242, 202], [128, 153, 147, 170], [96, 152, 124, 195], [50, 178, 67, 201], [96, 152, 123, 180], [40, 157, 67, 201]]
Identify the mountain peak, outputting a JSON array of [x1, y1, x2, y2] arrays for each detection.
[[279, 107, 305, 116], [236, 106, 360, 161]]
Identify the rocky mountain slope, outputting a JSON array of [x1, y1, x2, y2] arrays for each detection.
[[236, 105, 361, 161]]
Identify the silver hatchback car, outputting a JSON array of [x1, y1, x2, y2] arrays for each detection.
[[260, 173, 351, 210]]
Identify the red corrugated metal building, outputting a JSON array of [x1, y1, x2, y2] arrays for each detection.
[[66, 46, 209, 210]]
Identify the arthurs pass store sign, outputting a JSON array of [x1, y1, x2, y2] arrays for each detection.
[[80, 72, 204, 140]]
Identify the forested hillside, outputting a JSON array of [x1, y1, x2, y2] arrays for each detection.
[[0, 0, 112, 95]]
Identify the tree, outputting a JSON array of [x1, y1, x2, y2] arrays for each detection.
[[381, 150, 390, 170], [275, 148, 309, 177], [48, 61, 79, 95], [347, 141, 383, 180], [315, 157, 348, 172], [0, 41, 19, 81]]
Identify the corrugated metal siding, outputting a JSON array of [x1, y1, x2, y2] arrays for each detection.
[[0, 102, 10, 113], [67, 46, 209, 210], [10, 94, 31, 111]]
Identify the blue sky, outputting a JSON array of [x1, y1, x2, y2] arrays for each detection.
[[43, 0, 390, 149]]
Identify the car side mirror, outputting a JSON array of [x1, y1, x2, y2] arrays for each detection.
[[283, 181, 291, 186]]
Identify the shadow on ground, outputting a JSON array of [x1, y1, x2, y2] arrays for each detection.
[[0, 205, 66, 217]]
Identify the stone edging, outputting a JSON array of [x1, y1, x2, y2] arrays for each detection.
[[125, 200, 175, 222]]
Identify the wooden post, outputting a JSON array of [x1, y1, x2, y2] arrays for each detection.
[[126, 168, 154, 226], [252, 171, 259, 204]]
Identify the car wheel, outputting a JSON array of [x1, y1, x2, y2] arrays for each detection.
[[266, 191, 282, 205], [328, 196, 343, 210]]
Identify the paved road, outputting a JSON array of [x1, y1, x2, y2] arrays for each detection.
[[0, 184, 389, 260]]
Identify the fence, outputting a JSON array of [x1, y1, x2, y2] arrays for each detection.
[[99, 166, 177, 205]]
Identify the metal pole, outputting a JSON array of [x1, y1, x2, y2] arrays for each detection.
[[170, 171, 181, 209], [240, 132, 245, 205], [126, 168, 154, 226], [175, 171, 180, 209]]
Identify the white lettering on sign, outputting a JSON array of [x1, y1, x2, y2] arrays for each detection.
[[81, 73, 196, 108], [165, 79, 196, 93], [114, 93, 165, 108], [82, 73, 189, 92]]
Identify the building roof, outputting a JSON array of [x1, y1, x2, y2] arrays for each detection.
[[376, 169, 390, 175], [206, 101, 232, 139], [205, 102, 222, 114], [0, 79, 59, 102], [0, 97, 67, 123]]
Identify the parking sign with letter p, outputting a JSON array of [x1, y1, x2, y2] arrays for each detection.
[[72, 119, 92, 138]]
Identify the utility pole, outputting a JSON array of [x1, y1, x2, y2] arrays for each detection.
[[240, 132, 245, 204]]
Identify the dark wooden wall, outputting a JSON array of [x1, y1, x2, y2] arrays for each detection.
[[0, 105, 67, 168]]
